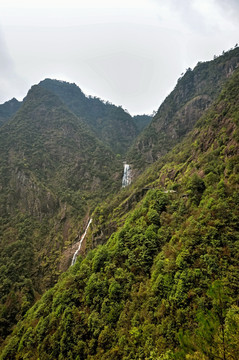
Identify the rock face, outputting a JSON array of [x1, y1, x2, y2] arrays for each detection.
[[128, 47, 239, 171]]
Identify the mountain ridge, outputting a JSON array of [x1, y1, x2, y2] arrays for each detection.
[[39, 79, 140, 155], [127, 46, 239, 172]]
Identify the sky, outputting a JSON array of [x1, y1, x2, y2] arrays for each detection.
[[0, 0, 238, 115]]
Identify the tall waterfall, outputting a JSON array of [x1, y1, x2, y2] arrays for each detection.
[[122, 163, 132, 187], [71, 218, 92, 266]]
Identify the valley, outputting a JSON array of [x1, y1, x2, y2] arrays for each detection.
[[0, 47, 239, 359]]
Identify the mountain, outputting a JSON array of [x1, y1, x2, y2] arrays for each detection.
[[132, 114, 152, 133], [0, 84, 123, 341], [0, 80, 150, 157], [127, 47, 239, 172], [39, 79, 138, 155], [0, 84, 122, 214], [0, 98, 21, 127], [1, 61, 239, 358]]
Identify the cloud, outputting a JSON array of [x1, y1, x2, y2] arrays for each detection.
[[216, 0, 239, 23], [217, 0, 239, 12], [0, 0, 238, 112], [0, 28, 26, 103], [151, 0, 238, 34]]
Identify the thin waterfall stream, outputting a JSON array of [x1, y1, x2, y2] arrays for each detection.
[[71, 162, 131, 266], [71, 218, 92, 266], [122, 162, 132, 187]]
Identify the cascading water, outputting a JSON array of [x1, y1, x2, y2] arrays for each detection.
[[122, 162, 132, 187], [71, 218, 92, 266]]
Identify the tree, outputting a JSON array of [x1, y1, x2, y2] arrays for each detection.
[[178, 280, 237, 360]]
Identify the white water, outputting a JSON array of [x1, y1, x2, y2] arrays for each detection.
[[71, 218, 92, 266], [122, 163, 132, 187]]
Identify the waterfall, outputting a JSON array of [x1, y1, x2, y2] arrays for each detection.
[[71, 218, 92, 266], [122, 162, 132, 187]]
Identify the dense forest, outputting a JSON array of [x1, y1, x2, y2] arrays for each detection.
[[0, 47, 239, 359]]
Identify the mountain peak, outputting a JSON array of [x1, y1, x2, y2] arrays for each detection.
[[39, 78, 139, 155]]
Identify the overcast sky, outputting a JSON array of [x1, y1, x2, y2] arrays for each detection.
[[0, 0, 238, 114]]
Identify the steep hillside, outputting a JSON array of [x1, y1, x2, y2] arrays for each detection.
[[39, 79, 138, 155], [128, 46, 239, 172], [0, 84, 122, 341], [1, 63, 239, 359], [0, 98, 21, 127]]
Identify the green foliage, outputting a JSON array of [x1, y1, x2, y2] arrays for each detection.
[[1, 50, 239, 359], [0, 83, 124, 341], [186, 173, 205, 205]]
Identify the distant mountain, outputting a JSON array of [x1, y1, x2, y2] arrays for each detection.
[[132, 114, 152, 132], [39, 79, 138, 155], [0, 98, 21, 127], [2, 58, 239, 360], [128, 47, 239, 171]]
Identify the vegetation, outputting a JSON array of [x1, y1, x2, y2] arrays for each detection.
[[39, 79, 139, 156], [0, 84, 123, 341], [1, 55, 239, 359], [132, 114, 152, 133], [0, 98, 21, 127]]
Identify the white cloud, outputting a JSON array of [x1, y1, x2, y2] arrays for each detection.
[[0, 0, 238, 113], [0, 27, 26, 101]]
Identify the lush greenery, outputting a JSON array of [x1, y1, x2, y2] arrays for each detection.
[[1, 60, 239, 359], [0, 84, 124, 341], [0, 79, 152, 342]]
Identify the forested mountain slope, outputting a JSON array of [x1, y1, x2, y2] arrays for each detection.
[[0, 84, 122, 342], [39, 79, 139, 155], [1, 61, 239, 359], [127, 46, 239, 172]]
